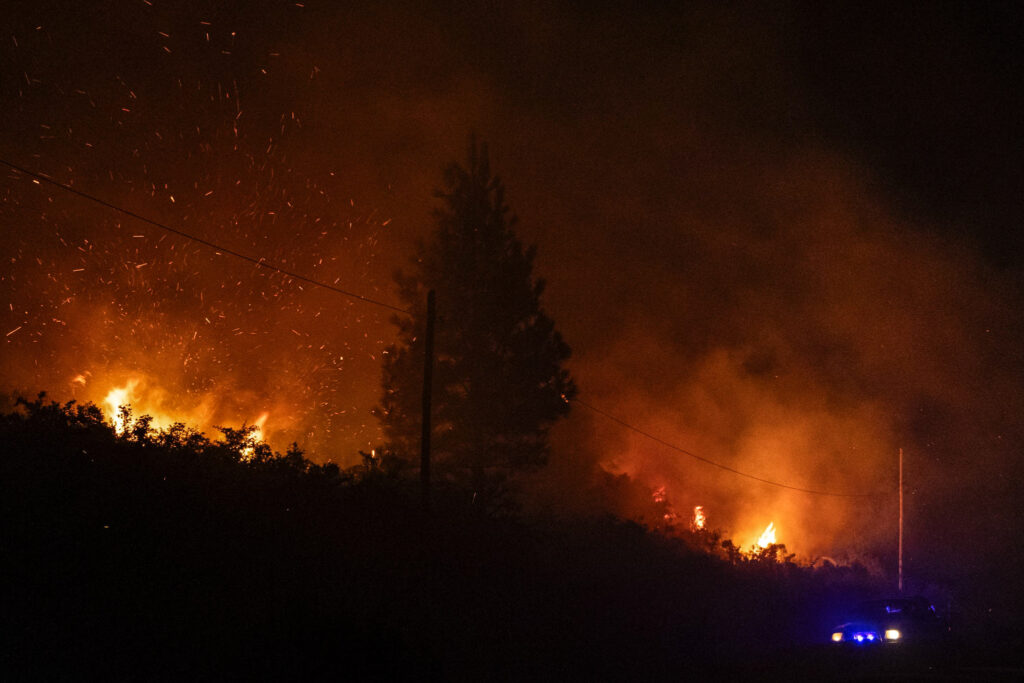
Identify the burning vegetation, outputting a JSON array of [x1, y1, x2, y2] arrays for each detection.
[[693, 505, 706, 530], [757, 522, 777, 549]]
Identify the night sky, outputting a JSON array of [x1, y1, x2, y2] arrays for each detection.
[[3, 1, 1023, 604]]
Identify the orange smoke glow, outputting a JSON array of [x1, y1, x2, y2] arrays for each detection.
[[252, 411, 269, 442]]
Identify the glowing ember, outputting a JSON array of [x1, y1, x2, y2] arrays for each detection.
[[757, 522, 777, 549], [693, 505, 706, 530], [649, 486, 677, 522], [103, 380, 139, 435]]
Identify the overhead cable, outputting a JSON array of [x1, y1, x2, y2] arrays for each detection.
[[0, 158, 411, 315], [574, 397, 891, 498]]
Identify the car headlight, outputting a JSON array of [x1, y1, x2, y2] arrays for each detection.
[[831, 632, 843, 642], [884, 628, 901, 641]]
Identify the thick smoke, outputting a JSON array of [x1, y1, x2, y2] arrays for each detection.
[[545, 147, 1023, 574]]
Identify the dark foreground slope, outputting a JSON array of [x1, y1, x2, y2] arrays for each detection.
[[1, 396, 987, 681]]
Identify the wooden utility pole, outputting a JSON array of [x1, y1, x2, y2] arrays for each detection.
[[898, 447, 904, 594], [420, 289, 436, 512]]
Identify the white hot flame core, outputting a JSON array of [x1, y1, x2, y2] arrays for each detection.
[[757, 522, 777, 548], [104, 380, 139, 435], [693, 505, 706, 530]]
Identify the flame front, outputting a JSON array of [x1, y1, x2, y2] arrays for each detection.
[[96, 374, 275, 459], [757, 522, 777, 548]]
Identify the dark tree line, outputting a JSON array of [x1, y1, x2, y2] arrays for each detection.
[[2, 394, 893, 680]]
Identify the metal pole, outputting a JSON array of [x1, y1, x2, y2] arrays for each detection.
[[898, 447, 903, 594], [420, 289, 436, 512]]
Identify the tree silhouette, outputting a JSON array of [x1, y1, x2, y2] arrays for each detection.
[[376, 138, 576, 493]]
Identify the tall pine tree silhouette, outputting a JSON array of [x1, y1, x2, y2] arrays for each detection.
[[376, 138, 575, 492]]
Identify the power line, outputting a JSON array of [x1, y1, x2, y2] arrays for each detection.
[[0, 158, 411, 315], [2, 158, 890, 498], [573, 397, 891, 498]]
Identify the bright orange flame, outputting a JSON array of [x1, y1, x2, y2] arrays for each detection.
[[241, 411, 270, 462], [103, 380, 139, 435], [97, 375, 275, 458], [757, 522, 777, 548], [693, 505, 706, 530]]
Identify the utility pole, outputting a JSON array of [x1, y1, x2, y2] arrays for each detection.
[[898, 447, 904, 594], [420, 289, 436, 512]]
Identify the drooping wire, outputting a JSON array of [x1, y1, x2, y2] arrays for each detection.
[[0, 158, 411, 315], [573, 397, 892, 498], [3, 157, 891, 497]]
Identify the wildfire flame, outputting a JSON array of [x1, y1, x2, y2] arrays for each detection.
[[757, 522, 777, 549], [240, 411, 271, 462], [693, 505, 706, 530], [104, 380, 139, 435], [99, 376, 272, 459]]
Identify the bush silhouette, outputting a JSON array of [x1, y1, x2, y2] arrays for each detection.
[[3, 393, 904, 679]]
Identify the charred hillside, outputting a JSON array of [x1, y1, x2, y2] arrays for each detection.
[[4, 396, 896, 680]]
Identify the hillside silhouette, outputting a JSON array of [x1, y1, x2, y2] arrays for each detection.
[[3, 395, 928, 680]]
